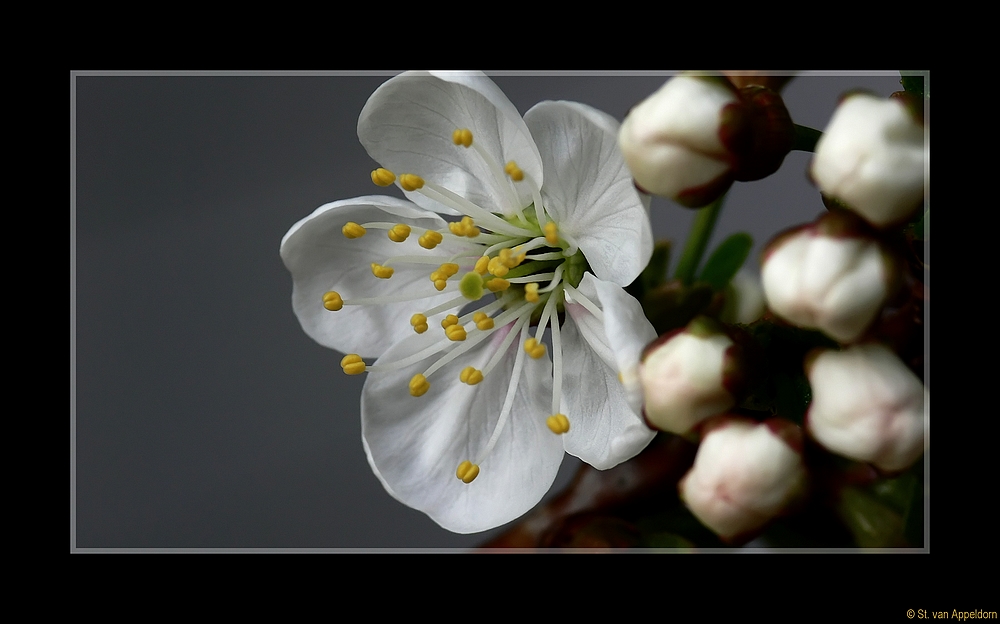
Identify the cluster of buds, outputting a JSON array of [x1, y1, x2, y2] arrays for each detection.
[[617, 73, 795, 207]]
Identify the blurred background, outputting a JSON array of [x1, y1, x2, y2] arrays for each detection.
[[73, 71, 904, 549]]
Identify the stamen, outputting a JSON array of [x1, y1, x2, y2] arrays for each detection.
[[409, 374, 430, 397], [342, 222, 367, 239], [456, 460, 480, 483], [459, 366, 484, 385], [486, 278, 510, 292], [421, 294, 470, 319], [525, 251, 564, 261], [482, 314, 530, 378], [563, 284, 605, 323], [417, 181, 534, 237], [504, 160, 524, 182], [410, 313, 429, 334], [338, 288, 457, 307], [445, 325, 467, 341], [322, 291, 343, 311], [473, 311, 494, 331], [399, 174, 424, 192], [421, 302, 534, 380], [538, 264, 565, 293], [487, 256, 509, 277], [546, 414, 570, 435], [452, 128, 473, 148], [534, 287, 560, 341], [418, 230, 444, 249], [371, 168, 396, 187], [550, 293, 564, 416], [371, 263, 394, 279], [468, 141, 524, 218], [476, 322, 531, 464], [474, 256, 490, 275], [525, 283, 540, 303], [441, 314, 459, 328], [560, 230, 580, 256], [507, 272, 555, 284], [387, 223, 411, 243], [341, 354, 366, 375], [544, 222, 560, 246], [448, 216, 481, 238], [523, 337, 547, 359]]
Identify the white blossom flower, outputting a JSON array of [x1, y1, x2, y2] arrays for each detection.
[[811, 94, 926, 228], [679, 417, 807, 541], [281, 72, 657, 533], [805, 344, 927, 472], [761, 213, 895, 343]]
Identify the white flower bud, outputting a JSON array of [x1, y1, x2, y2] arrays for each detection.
[[639, 320, 737, 434], [806, 344, 926, 472], [618, 75, 738, 207], [679, 417, 807, 541], [762, 214, 894, 343], [720, 270, 766, 325], [811, 94, 925, 228]]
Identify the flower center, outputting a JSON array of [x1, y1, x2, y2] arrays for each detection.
[[323, 128, 608, 485]]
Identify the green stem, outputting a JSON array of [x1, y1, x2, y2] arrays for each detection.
[[674, 195, 725, 285], [792, 124, 822, 152]]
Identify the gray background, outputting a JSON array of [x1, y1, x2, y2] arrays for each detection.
[[73, 71, 904, 549]]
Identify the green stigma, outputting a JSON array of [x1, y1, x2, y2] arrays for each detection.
[[459, 272, 484, 300]]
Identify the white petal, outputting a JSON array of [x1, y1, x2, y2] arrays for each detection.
[[361, 322, 564, 533], [280, 196, 468, 357], [560, 274, 656, 469], [524, 100, 653, 286], [358, 71, 542, 217]]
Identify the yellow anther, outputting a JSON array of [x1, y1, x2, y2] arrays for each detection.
[[474, 256, 490, 275], [487, 256, 509, 277], [546, 413, 570, 435], [544, 221, 559, 245], [434, 279, 448, 291], [371, 168, 396, 187], [456, 460, 480, 483], [399, 173, 425, 192], [410, 313, 429, 334], [418, 230, 443, 249], [409, 374, 430, 397], [430, 270, 447, 282], [618, 371, 624, 383], [473, 311, 494, 331], [342, 222, 367, 239], [504, 160, 524, 182], [486, 278, 510, 292], [441, 314, 459, 329], [452, 128, 473, 148], [524, 337, 547, 359], [498, 248, 522, 268], [371, 263, 394, 279], [445, 324, 467, 341], [460, 366, 484, 385], [448, 216, 479, 238], [388, 223, 411, 243], [439, 263, 460, 277], [525, 282, 540, 303], [340, 354, 366, 375], [322, 291, 343, 311]]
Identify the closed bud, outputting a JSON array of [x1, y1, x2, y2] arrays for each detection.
[[639, 317, 741, 434], [679, 416, 807, 541], [761, 211, 898, 343], [619, 75, 740, 207], [811, 93, 926, 228], [805, 343, 927, 472]]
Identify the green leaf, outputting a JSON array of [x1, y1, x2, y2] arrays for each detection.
[[698, 232, 753, 291]]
